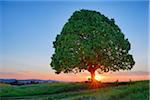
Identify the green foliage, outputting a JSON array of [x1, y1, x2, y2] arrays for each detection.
[[51, 9, 135, 74]]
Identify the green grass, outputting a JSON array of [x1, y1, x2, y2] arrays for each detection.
[[0, 83, 11, 87], [0, 80, 149, 100], [0, 82, 88, 97]]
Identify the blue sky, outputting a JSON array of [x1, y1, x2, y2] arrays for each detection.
[[0, 1, 149, 80]]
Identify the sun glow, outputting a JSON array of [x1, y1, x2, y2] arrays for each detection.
[[95, 75, 101, 81], [86, 74, 103, 81]]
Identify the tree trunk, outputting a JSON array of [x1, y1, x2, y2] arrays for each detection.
[[90, 70, 95, 83], [88, 64, 97, 83]]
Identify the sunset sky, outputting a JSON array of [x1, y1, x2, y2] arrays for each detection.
[[0, 1, 149, 82]]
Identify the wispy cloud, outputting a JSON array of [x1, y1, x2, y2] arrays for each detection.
[[0, 72, 17, 75]]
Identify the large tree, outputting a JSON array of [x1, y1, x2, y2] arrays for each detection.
[[50, 9, 135, 82]]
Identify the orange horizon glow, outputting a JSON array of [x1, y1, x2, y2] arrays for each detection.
[[0, 69, 149, 82]]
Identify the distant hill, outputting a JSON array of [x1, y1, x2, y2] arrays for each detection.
[[0, 79, 58, 85]]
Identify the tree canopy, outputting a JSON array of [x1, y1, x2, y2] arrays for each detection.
[[50, 9, 135, 81]]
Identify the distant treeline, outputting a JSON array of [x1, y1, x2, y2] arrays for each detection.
[[0, 79, 57, 85]]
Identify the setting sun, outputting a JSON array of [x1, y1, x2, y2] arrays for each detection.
[[94, 75, 101, 81]]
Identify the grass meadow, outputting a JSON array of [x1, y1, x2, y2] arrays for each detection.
[[0, 80, 149, 100]]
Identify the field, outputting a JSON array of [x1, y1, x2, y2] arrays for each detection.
[[0, 80, 149, 100]]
